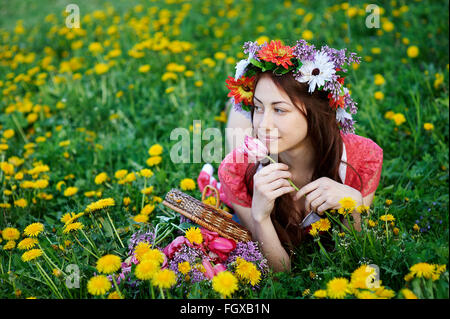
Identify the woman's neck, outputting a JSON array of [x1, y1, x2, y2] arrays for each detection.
[[277, 136, 315, 189]]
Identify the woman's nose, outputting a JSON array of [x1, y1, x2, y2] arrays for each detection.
[[260, 110, 274, 129]]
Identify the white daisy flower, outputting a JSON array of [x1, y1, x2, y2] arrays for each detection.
[[297, 51, 336, 93]]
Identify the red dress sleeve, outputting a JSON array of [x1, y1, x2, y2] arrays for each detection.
[[218, 148, 253, 208], [343, 133, 383, 197]]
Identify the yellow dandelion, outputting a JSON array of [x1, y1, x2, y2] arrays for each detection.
[[379, 214, 395, 222], [148, 144, 163, 156], [24, 223, 44, 237], [135, 259, 160, 280], [64, 187, 78, 197], [96, 254, 122, 274], [152, 269, 177, 289], [406, 45, 419, 58], [356, 205, 370, 214], [86, 198, 115, 212], [423, 123, 434, 131], [373, 286, 395, 299], [180, 178, 196, 191], [339, 197, 357, 210], [87, 275, 112, 295], [21, 248, 43, 262], [134, 242, 151, 262], [140, 168, 153, 178], [114, 169, 128, 179], [2, 227, 20, 241], [400, 288, 418, 299], [142, 249, 165, 265], [108, 291, 122, 299], [326, 277, 350, 299], [17, 237, 38, 250], [409, 262, 436, 279], [178, 261, 191, 275], [94, 172, 108, 185], [185, 227, 203, 245], [212, 271, 238, 298], [133, 214, 149, 223], [309, 226, 319, 237], [312, 218, 331, 232], [141, 203, 155, 215], [146, 156, 162, 167], [313, 289, 327, 298], [63, 222, 84, 234], [350, 265, 377, 289], [3, 240, 16, 250]]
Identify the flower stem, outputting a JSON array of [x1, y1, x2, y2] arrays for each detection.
[[80, 229, 100, 255], [73, 235, 100, 259], [35, 261, 63, 299], [106, 211, 125, 249], [159, 286, 165, 299], [37, 243, 67, 277], [265, 155, 300, 192]]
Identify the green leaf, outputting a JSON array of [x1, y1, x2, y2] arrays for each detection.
[[249, 58, 263, 69]]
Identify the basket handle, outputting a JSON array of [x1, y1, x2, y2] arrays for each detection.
[[201, 185, 220, 208]]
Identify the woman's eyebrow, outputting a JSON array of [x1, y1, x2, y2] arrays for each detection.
[[254, 96, 290, 106]]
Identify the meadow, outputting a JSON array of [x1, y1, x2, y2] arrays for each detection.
[[0, 0, 448, 299]]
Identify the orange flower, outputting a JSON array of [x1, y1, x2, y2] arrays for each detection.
[[225, 75, 255, 107], [257, 40, 295, 69]]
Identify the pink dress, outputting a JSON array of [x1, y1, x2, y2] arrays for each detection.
[[216, 131, 383, 209]]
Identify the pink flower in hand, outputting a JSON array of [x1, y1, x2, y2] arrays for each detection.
[[238, 135, 268, 162]]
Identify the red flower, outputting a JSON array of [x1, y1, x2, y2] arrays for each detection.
[[257, 40, 295, 69], [328, 93, 345, 110], [225, 75, 255, 106]]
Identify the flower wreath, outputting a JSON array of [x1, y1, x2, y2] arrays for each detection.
[[225, 39, 361, 134]]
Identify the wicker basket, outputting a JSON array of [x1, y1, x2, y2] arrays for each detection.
[[162, 186, 252, 242]]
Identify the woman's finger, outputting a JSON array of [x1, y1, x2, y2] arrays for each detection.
[[294, 179, 322, 200], [269, 186, 296, 200], [310, 196, 327, 215], [266, 178, 291, 191], [304, 189, 322, 213], [316, 201, 331, 215], [264, 170, 292, 184], [258, 163, 289, 176]]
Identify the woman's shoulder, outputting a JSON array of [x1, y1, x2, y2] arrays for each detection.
[[341, 131, 383, 160], [341, 131, 383, 196], [217, 148, 253, 208]]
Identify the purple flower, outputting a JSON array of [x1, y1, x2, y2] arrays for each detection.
[[293, 39, 316, 61], [243, 41, 264, 61], [226, 241, 269, 275]]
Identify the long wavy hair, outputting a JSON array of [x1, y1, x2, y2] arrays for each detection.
[[244, 71, 362, 254]]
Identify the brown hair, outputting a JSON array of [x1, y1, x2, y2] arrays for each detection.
[[244, 71, 362, 253]]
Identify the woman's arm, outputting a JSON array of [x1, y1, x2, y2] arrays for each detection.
[[231, 203, 291, 272]]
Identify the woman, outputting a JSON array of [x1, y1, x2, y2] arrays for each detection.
[[201, 39, 383, 272]]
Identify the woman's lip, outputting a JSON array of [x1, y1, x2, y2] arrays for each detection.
[[261, 136, 279, 140]]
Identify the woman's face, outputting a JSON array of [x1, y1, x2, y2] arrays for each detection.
[[252, 74, 308, 154]]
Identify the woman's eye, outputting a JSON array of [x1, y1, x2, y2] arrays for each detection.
[[254, 105, 263, 112], [275, 108, 285, 113]]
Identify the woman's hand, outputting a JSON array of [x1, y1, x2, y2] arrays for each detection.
[[293, 177, 363, 215], [251, 163, 296, 223]]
